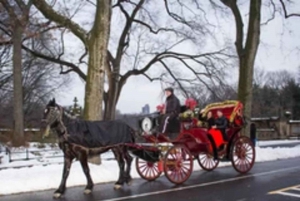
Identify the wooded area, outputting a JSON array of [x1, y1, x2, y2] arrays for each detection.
[[0, 0, 300, 145]]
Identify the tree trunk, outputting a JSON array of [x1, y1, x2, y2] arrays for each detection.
[[238, 57, 254, 136], [237, 0, 261, 136], [84, 0, 112, 165], [83, 0, 112, 121], [12, 20, 25, 146], [104, 77, 123, 120]]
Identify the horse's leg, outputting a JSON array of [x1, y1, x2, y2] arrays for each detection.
[[123, 146, 133, 185], [54, 153, 74, 198], [79, 150, 94, 194], [112, 147, 125, 189]]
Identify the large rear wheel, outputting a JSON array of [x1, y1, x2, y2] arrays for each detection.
[[197, 153, 219, 171], [231, 136, 255, 173], [136, 158, 162, 181], [163, 145, 193, 184]]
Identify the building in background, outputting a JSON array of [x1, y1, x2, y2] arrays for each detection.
[[142, 104, 150, 114]]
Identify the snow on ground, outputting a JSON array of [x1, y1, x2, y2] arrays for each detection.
[[257, 139, 300, 146], [0, 140, 300, 195]]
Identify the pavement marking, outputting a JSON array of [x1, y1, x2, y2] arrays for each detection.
[[99, 166, 300, 201], [268, 184, 300, 194], [268, 184, 300, 198], [293, 187, 300, 191], [276, 192, 300, 198]]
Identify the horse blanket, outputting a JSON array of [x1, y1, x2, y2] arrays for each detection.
[[64, 120, 135, 148]]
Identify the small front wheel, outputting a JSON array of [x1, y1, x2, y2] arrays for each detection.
[[136, 158, 162, 181], [163, 145, 193, 184]]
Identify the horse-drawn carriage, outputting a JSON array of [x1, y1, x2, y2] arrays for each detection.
[[132, 100, 255, 184], [41, 99, 255, 198]]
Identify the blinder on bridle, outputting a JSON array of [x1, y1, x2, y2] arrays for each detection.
[[43, 106, 62, 124]]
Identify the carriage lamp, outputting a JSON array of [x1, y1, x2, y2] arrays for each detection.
[[141, 117, 153, 134]]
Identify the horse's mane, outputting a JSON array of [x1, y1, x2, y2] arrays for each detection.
[[59, 105, 78, 125]]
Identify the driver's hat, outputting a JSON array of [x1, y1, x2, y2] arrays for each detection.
[[164, 87, 174, 93]]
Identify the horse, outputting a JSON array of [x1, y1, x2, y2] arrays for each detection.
[[40, 98, 135, 198]]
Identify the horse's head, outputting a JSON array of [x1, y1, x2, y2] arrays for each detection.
[[41, 98, 63, 138]]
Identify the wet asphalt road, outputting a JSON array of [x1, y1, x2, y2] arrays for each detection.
[[1, 156, 300, 201]]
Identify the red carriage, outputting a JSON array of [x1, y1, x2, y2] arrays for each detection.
[[132, 100, 255, 184]]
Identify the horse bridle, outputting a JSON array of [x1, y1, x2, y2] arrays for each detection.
[[42, 105, 67, 133]]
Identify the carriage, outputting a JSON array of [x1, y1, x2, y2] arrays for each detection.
[[41, 98, 255, 198], [130, 100, 255, 184]]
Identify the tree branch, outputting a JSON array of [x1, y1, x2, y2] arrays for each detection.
[[115, 0, 145, 65], [120, 49, 229, 86], [31, 0, 88, 45], [279, 0, 300, 18], [159, 60, 189, 97], [22, 45, 86, 80], [220, 0, 244, 57]]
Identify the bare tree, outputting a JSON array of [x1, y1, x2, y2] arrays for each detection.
[[0, 0, 34, 146], [30, 0, 112, 121], [251, 69, 300, 118], [217, 0, 261, 135], [0, 56, 70, 128], [23, 0, 233, 120]]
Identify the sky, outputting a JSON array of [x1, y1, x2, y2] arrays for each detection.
[[46, 0, 300, 114]]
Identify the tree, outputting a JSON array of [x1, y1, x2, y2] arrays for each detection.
[[218, 0, 262, 135], [0, 0, 33, 146], [25, 0, 232, 121], [31, 0, 112, 121], [251, 70, 300, 118], [0, 57, 70, 128]]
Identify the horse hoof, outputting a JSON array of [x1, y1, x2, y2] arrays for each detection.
[[84, 189, 92, 194], [127, 180, 132, 186], [114, 184, 122, 190], [53, 193, 62, 199]]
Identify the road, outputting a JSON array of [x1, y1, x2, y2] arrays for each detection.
[[1, 156, 300, 201]]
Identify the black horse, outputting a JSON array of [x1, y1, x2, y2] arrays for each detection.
[[40, 98, 135, 198]]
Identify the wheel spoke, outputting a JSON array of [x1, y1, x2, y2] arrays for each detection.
[[164, 146, 193, 184], [231, 137, 255, 173], [136, 158, 162, 181], [198, 153, 219, 171]]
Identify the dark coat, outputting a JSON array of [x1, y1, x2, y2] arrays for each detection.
[[215, 116, 228, 133], [165, 94, 181, 115], [198, 115, 215, 129], [207, 118, 215, 129], [159, 93, 181, 133]]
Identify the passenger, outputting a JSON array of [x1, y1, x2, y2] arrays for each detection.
[[204, 111, 215, 129], [158, 87, 181, 139], [199, 110, 218, 160], [212, 110, 228, 154], [212, 110, 228, 142]]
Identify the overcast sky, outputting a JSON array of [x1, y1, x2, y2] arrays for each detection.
[[50, 0, 300, 114]]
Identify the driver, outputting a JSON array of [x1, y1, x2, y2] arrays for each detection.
[[158, 87, 181, 139]]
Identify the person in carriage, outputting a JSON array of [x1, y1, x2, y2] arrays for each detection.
[[212, 110, 229, 153], [198, 109, 229, 159], [158, 87, 181, 140]]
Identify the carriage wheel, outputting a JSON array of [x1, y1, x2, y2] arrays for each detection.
[[135, 158, 162, 181], [163, 145, 193, 184], [197, 153, 219, 171], [231, 136, 255, 173]]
